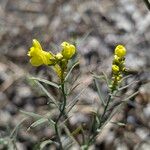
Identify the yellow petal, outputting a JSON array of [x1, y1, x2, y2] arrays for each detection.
[[28, 39, 56, 66], [41, 51, 53, 65], [32, 39, 42, 50], [30, 56, 43, 66]]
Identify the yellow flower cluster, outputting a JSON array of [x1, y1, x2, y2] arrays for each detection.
[[28, 39, 76, 80], [27, 39, 55, 66], [110, 45, 126, 92]]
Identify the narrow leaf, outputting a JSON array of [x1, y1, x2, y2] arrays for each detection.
[[27, 118, 48, 131], [10, 118, 27, 139], [28, 117, 55, 131], [76, 30, 92, 46], [100, 91, 139, 131], [118, 81, 139, 91], [102, 71, 110, 87], [111, 121, 126, 127], [35, 80, 58, 107], [65, 62, 79, 82], [94, 78, 106, 106], [62, 124, 80, 146], [40, 140, 59, 149], [67, 88, 86, 113], [30, 77, 60, 89], [20, 110, 42, 119]]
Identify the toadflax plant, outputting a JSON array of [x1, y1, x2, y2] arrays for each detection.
[[17, 39, 138, 150]]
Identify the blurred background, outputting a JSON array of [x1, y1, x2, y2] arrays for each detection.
[[0, 0, 150, 149]]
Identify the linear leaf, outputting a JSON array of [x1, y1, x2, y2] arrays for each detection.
[[67, 88, 86, 113], [94, 78, 106, 106], [62, 124, 80, 146], [10, 118, 27, 139], [40, 140, 58, 149], [100, 91, 139, 131], [118, 80, 139, 91], [35, 80, 58, 107], [30, 77, 60, 89], [65, 62, 79, 82], [28, 117, 54, 131], [76, 30, 92, 46], [20, 110, 42, 119], [102, 71, 110, 87]]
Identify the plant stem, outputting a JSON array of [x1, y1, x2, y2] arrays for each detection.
[[98, 94, 112, 128], [54, 77, 67, 150], [85, 94, 112, 148], [60, 82, 67, 117]]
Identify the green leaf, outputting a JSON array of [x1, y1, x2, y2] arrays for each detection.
[[100, 91, 139, 131], [62, 124, 80, 146], [111, 121, 126, 127], [28, 117, 55, 131], [40, 140, 58, 149], [20, 110, 42, 119], [75, 30, 92, 46], [29, 77, 60, 89], [35, 80, 58, 108], [92, 72, 110, 88], [94, 77, 106, 106], [102, 71, 110, 88], [67, 88, 86, 113], [65, 62, 79, 82], [68, 82, 81, 95], [10, 118, 27, 139], [122, 91, 139, 102], [118, 80, 139, 91]]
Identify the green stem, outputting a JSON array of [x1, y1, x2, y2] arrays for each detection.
[[98, 95, 112, 128], [60, 82, 67, 117], [54, 76, 67, 150], [85, 94, 112, 148]]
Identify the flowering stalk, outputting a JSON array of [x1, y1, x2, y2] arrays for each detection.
[[28, 39, 76, 149], [83, 45, 127, 149], [110, 45, 126, 92]]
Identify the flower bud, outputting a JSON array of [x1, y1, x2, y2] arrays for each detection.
[[61, 42, 76, 60], [56, 53, 63, 60], [115, 45, 126, 58], [112, 65, 119, 73]]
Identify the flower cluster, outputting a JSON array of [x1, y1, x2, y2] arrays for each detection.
[[110, 45, 126, 92], [28, 39, 76, 80]]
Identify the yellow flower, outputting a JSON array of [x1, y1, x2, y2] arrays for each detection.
[[61, 42, 76, 59], [115, 45, 126, 58], [28, 39, 54, 66], [112, 65, 119, 73]]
